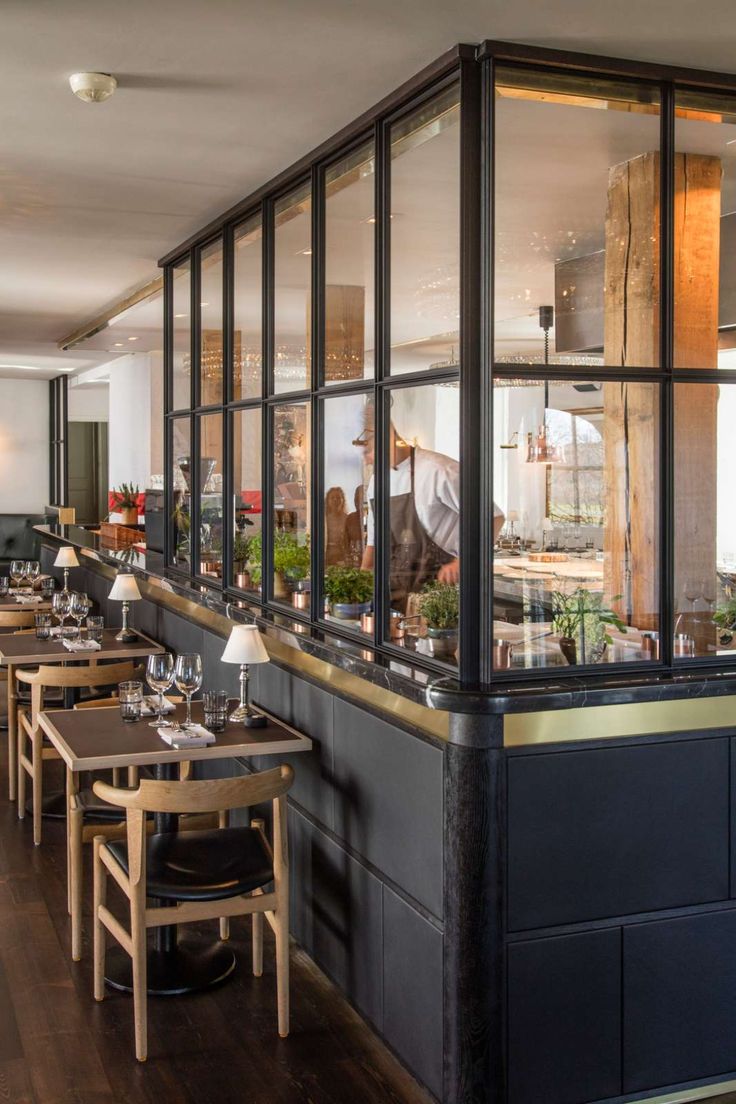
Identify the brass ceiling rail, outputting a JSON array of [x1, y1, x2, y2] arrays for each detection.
[[57, 274, 163, 351]]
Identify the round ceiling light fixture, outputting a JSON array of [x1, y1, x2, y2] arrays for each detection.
[[69, 72, 118, 104]]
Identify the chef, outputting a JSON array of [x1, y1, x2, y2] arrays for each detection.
[[354, 404, 505, 610]]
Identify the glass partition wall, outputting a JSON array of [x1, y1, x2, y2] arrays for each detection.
[[163, 43, 736, 686]]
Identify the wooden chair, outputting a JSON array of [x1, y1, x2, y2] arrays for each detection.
[[0, 610, 38, 630], [92, 765, 294, 1061], [16, 659, 140, 846]]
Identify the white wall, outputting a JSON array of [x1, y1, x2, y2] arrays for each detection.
[[0, 379, 49, 512], [107, 354, 152, 491], [67, 383, 109, 422]]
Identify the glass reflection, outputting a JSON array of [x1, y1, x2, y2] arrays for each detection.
[[324, 143, 375, 384], [274, 183, 311, 394], [357, 383, 460, 664], [197, 413, 223, 581], [323, 393, 373, 630], [233, 215, 262, 401], [675, 382, 736, 658], [232, 408, 262, 595], [273, 403, 310, 604], [494, 69, 661, 368], [171, 259, 191, 410], [200, 238, 223, 406], [390, 84, 459, 376], [493, 379, 659, 668], [171, 417, 191, 566]]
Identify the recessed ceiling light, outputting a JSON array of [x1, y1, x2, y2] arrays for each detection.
[[174, 313, 187, 318], [296, 248, 312, 256], [200, 302, 209, 308], [0, 364, 41, 371], [113, 342, 124, 347], [128, 336, 138, 341]]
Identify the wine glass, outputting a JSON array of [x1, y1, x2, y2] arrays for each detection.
[[174, 653, 202, 728], [9, 560, 24, 589], [52, 590, 71, 634], [69, 592, 91, 641], [147, 653, 175, 728], [25, 561, 40, 589]]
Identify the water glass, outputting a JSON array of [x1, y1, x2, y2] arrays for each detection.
[[174, 653, 203, 727], [35, 613, 53, 641], [203, 690, 228, 733], [40, 577, 55, 597], [119, 680, 144, 723], [0, 576, 9, 597], [86, 615, 104, 643]]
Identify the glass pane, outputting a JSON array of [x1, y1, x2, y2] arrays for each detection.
[[273, 402, 311, 604], [198, 413, 223, 581], [390, 85, 459, 375], [674, 382, 736, 659], [492, 379, 660, 670], [233, 215, 262, 401], [494, 68, 661, 368], [324, 143, 375, 383], [232, 408, 262, 595], [200, 238, 223, 406], [170, 417, 191, 566], [171, 259, 191, 410], [274, 183, 311, 394], [674, 92, 736, 369], [368, 382, 460, 665], [323, 392, 373, 630]]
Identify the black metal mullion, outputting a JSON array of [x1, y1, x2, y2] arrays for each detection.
[[311, 163, 324, 624], [374, 113, 390, 652], [458, 53, 484, 689], [660, 81, 675, 669], [222, 227, 234, 590], [263, 196, 275, 604], [191, 413, 201, 579], [483, 54, 495, 688]]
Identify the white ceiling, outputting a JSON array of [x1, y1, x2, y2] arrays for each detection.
[[3, 0, 736, 380]]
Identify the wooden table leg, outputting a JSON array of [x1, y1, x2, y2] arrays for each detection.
[[7, 663, 16, 801]]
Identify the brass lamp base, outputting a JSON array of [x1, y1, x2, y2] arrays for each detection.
[[115, 627, 137, 643], [228, 703, 266, 728]]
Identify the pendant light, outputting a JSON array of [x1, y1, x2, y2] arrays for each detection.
[[526, 305, 563, 464]]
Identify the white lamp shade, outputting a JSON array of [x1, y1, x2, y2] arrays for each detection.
[[221, 625, 270, 665], [108, 573, 142, 602], [54, 547, 79, 568]]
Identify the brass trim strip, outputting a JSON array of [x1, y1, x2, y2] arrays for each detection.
[[645, 1079, 736, 1103], [57, 275, 164, 351], [505, 695, 736, 747], [78, 551, 450, 742]]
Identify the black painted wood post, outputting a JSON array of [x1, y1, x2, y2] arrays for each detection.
[[444, 713, 506, 1104]]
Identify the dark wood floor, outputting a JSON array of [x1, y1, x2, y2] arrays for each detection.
[[0, 701, 433, 1104]]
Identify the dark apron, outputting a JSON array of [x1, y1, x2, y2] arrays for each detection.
[[373, 448, 454, 612]]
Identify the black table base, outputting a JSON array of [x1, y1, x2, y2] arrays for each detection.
[[104, 938, 236, 996]]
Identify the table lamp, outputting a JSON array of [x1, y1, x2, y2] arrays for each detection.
[[54, 547, 79, 593], [221, 624, 270, 727], [108, 572, 141, 642]]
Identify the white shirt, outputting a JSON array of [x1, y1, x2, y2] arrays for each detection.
[[366, 448, 505, 558]]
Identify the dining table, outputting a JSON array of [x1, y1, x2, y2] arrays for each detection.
[[38, 699, 312, 995], [1, 628, 164, 803]]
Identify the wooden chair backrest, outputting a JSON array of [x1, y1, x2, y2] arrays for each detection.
[[73, 696, 121, 709], [94, 764, 294, 815], [0, 610, 37, 628], [18, 660, 139, 689], [95, 765, 293, 888]]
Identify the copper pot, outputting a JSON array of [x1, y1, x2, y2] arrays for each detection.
[[492, 639, 513, 669], [292, 590, 309, 611], [641, 631, 660, 660], [360, 611, 375, 634]]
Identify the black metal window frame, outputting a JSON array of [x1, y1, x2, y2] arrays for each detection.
[[161, 40, 736, 689]]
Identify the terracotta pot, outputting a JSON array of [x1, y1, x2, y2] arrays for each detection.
[[559, 637, 577, 665], [120, 506, 138, 526]]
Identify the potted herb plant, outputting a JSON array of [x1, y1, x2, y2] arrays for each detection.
[[274, 531, 310, 601], [417, 580, 459, 659], [551, 588, 627, 665], [111, 483, 140, 526], [233, 529, 253, 588], [324, 566, 373, 620], [714, 596, 736, 648]]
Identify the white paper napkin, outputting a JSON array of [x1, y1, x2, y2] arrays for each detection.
[[62, 638, 102, 652], [159, 724, 215, 748], [15, 594, 42, 604], [140, 696, 176, 716]]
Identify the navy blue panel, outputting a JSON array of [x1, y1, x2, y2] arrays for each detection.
[[333, 699, 443, 918], [289, 807, 383, 1028], [508, 929, 622, 1104], [624, 909, 736, 1092], [383, 887, 443, 1099], [508, 738, 729, 931]]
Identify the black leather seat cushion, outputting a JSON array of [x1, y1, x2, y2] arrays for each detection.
[[77, 787, 136, 823], [106, 827, 274, 901]]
